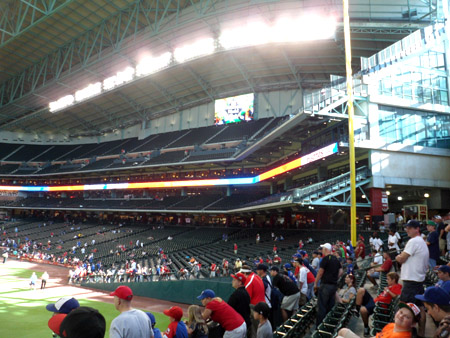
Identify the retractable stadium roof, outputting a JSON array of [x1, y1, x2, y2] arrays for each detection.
[[0, 0, 439, 137]]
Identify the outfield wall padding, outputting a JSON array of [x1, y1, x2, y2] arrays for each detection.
[[82, 278, 234, 305]]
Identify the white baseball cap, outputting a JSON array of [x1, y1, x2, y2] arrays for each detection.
[[320, 243, 332, 251]]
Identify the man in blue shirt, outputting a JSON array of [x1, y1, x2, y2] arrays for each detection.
[[427, 221, 440, 269]]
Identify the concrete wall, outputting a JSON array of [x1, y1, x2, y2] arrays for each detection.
[[370, 149, 450, 189]]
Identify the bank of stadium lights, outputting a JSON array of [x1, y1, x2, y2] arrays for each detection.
[[103, 67, 135, 91], [174, 38, 215, 63], [219, 15, 336, 49], [49, 14, 336, 112], [136, 52, 172, 76], [74, 82, 101, 102]]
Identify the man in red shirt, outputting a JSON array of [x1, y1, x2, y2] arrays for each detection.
[[355, 239, 366, 259], [240, 265, 265, 338], [198, 289, 246, 338], [367, 251, 393, 287]]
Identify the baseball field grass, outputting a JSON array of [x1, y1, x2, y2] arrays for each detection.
[[0, 264, 170, 338]]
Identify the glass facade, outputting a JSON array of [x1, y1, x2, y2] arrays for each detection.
[[377, 105, 450, 149], [377, 48, 449, 106]]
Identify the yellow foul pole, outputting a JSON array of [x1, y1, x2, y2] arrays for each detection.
[[342, 0, 357, 246]]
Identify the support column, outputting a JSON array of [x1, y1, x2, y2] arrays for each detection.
[[181, 188, 186, 197], [369, 188, 384, 229], [317, 166, 328, 182], [227, 186, 232, 197], [284, 177, 293, 190]]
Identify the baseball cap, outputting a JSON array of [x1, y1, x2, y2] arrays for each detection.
[[256, 264, 268, 271], [415, 286, 450, 305], [197, 289, 215, 300], [48, 313, 67, 336], [293, 253, 302, 259], [46, 297, 80, 314], [59, 306, 106, 338], [398, 302, 421, 322], [284, 263, 292, 270], [438, 265, 450, 274], [299, 250, 307, 256], [320, 243, 332, 251], [427, 221, 436, 226], [146, 312, 156, 326], [231, 273, 247, 284], [434, 215, 442, 220], [270, 266, 279, 272], [406, 220, 420, 228], [110, 285, 133, 300], [163, 306, 183, 321]]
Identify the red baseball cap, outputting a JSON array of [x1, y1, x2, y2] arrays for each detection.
[[48, 313, 67, 336], [110, 286, 133, 300], [163, 306, 183, 321], [231, 272, 247, 284]]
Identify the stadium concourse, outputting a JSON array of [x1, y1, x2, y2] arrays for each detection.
[[0, 0, 449, 337]]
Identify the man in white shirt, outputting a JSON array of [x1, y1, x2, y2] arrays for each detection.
[[388, 229, 400, 254], [373, 234, 384, 252], [396, 220, 429, 337], [294, 258, 308, 307]]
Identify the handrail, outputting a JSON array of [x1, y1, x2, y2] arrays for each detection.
[[293, 166, 370, 202]]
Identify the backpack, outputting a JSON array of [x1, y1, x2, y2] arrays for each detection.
[[270, 287, 284, 310], [263, 276, 283, 310]]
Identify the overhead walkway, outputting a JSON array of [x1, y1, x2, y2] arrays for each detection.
[[292, 166, 371, 208]]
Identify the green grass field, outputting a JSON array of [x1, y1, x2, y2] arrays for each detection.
[[0, 266, 170, 338]]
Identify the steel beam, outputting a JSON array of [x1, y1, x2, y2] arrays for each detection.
[[0, 0, 75, 47]]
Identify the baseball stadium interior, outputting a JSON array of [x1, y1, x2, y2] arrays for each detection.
[[0, 0, 449, 337]]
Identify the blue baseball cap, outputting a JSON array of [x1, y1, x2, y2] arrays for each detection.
[[438, 265, 450, 274], [284, 263, 292, 270], [293, 253, 302, 258], [146, 312, 156, 325], [46, 297, 80, 314], [197, 289, 215, 300], [415, 286, 450, 305], [299, 250, 307, 256]]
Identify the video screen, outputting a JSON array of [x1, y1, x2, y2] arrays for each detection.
[[214, 93, 254, 125]]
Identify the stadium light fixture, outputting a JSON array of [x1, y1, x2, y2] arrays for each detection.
[[49, 95, 75, 112], [74, 82, 102, 102], [136, 52, 172, 76], [220, 22, 270, 49], [174, 38, 215, 63], [103, 67, 135, 91]]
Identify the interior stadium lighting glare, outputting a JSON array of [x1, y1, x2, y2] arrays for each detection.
[[386, 191, 390, 195], [74, 82, 102, 102], [0, 143, 338, 192], [136, 52, 172, 76], [103, 67, 135, 91], [174, 38, 214, 63], [220, 22, 270, 49], [49, 95, 75, 112], [397, 196, 403, 201], [220, 15, 336, 49], [48, 14, 335, 111], [361, 194, 366, 199], [424, 193, 430, 198]]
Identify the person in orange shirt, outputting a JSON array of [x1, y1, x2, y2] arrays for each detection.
[[337, 302, 419, 338]]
